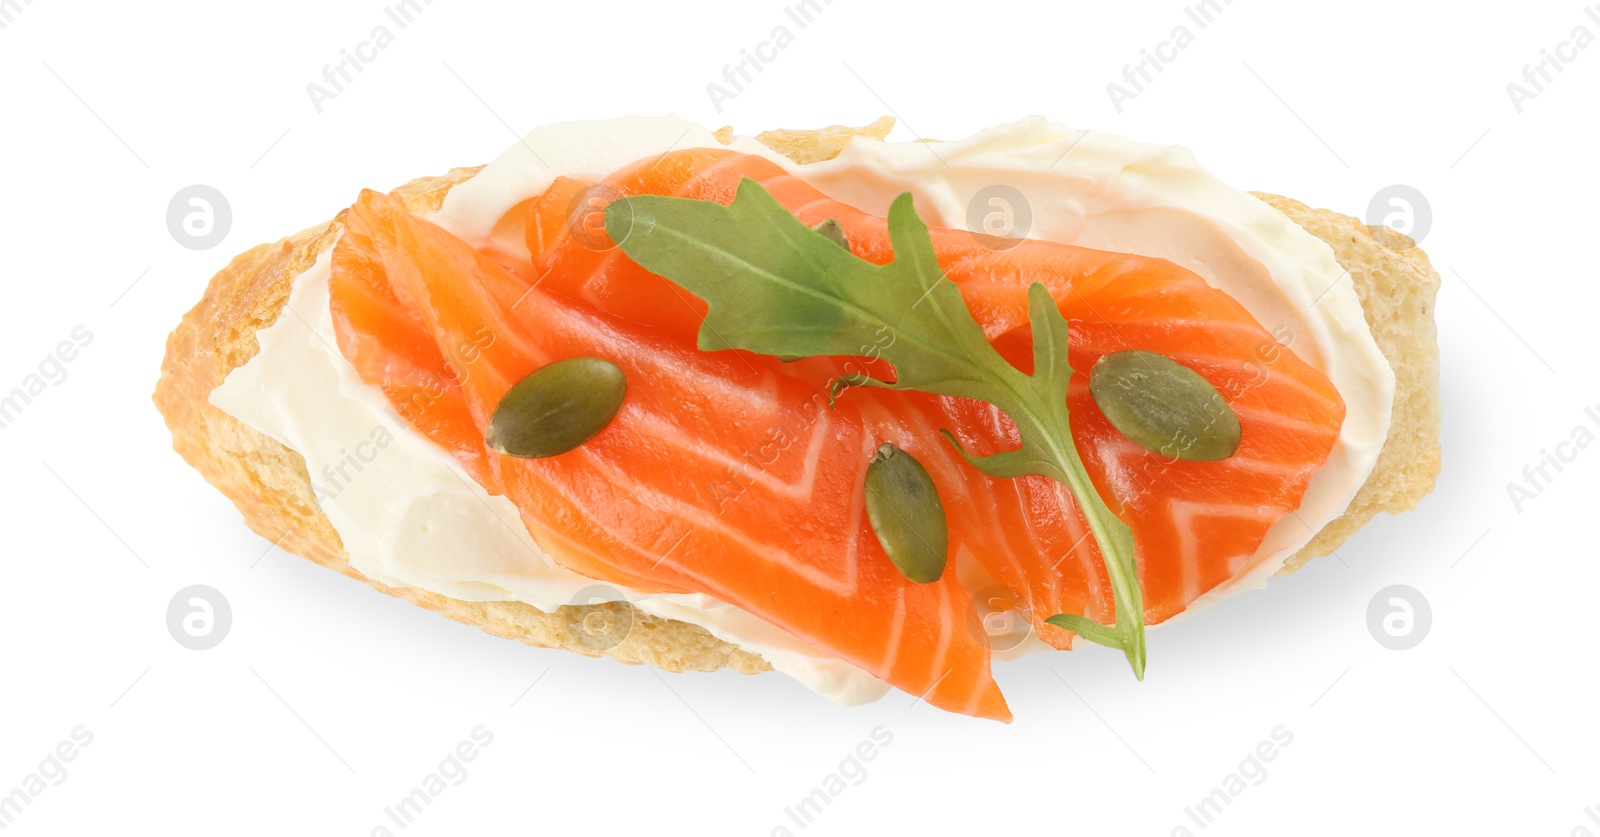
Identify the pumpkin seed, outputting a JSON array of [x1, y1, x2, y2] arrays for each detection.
[[812, 217, 849, 250], [1088, 350, 1241, 462], [486, 357, 627, 458], [864, 443, 948, 583]]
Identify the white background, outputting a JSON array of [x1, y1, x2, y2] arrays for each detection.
[[2, 1, 1596, 834]]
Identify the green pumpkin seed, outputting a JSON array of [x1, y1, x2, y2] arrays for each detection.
[[864, 443, 948, 583], [486, 357, 627, 458], [812, 218, 849, 250], [1088, 350, 1241, 462]]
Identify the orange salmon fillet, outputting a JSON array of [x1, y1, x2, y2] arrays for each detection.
[[327, 148, 1344, 720]]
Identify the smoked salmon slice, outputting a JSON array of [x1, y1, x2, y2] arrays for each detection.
[[327, 147, 1345, 720], [520, 149, 1345, 628], [333, 190, 1010, 720]]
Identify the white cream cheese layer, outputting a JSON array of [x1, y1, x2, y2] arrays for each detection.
[[211, 252, 888, 705], [212, 116, 1394, 702]]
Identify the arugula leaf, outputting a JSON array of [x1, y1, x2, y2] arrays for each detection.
[[606, 179, 1147, 679]]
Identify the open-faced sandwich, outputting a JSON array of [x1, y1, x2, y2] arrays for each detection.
[[155, 117, 1440, 721]]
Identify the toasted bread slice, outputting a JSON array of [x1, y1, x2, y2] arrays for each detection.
[[153, 121, 1440, 676]]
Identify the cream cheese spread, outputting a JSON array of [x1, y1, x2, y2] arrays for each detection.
[[212, 116, 1394, 703]]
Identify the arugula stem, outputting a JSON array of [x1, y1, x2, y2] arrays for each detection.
[[608, 182, 1150, 680], [1023, 401, 1147, 680]]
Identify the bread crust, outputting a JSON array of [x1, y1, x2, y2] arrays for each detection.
[[153, 122, 1440, 677]]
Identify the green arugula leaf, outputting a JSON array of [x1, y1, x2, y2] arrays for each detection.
[[606, 179, 1146, 679]]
